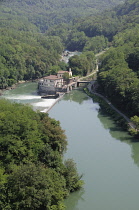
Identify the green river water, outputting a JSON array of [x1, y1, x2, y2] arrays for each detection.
[[1, 82, 139, 210]]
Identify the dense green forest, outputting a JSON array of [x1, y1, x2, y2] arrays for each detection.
[[0, 0, 124, 32], [69, 51, 96, 76], [0, 99, 83, 209], [0, 30, 65, 88], [48, 0, 139, 51]]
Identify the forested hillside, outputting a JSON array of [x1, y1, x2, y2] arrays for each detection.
[[0, 0, 124, 32], [93, 0, 139, 137], [0, 29, 64, 88], [0, 0, 67, 88], [53, 0, 139, 51]]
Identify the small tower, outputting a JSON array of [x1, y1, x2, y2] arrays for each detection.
[[69, 68, 72, 77]]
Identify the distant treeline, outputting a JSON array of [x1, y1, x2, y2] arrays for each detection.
[[0, 0, 124, 32]]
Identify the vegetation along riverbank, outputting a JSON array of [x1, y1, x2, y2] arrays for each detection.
[[84, 87, 128, 129], [84, 85, 138, 139]]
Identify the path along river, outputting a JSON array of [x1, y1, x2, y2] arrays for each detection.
[[1, 83, 139, 210]]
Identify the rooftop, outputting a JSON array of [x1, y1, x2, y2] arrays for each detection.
[[43, 75, 59, 80]]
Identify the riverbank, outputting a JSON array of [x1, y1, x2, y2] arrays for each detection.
[[86, 81, 136, 133]]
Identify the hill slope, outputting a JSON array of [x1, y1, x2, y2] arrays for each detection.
[[0, 0, 124, 32]]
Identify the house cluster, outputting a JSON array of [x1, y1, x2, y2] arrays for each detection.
[[38, 68, 75, 96]]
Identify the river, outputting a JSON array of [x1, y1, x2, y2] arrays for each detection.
[[1, 84, 139, 210], [49, 89, 139, 210]]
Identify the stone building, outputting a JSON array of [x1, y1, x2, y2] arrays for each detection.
[[38, 69, 72, 95]]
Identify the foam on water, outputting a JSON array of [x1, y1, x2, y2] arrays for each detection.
[[32, 99, 56, 112], [1, 86, 57, 113], [33, 99, 56, 108], [40, 109, 49, 113], [4, 95, 42, 100]]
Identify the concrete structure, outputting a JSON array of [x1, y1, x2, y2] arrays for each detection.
[[77, 81, 90, 87]]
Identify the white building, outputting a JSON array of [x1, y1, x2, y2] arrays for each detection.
[[38, 69, 72, 95]]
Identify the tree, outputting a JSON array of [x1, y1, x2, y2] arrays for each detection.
[[64, 159, 83, 193], [5, 163, 66, 210], [66, 31, 88, 51], [0, 167, 7, 210], [69, 52, 96, 76], [63, 72, 70, 81], [83, 35, 108, 53]]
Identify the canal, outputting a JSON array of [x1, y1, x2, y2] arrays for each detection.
[[1, 83, 139, 210]]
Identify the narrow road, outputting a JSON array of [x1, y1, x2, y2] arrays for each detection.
[[87, 81, 136, 129], [78, 64, 98, 82], [79, 50, 107, 81]]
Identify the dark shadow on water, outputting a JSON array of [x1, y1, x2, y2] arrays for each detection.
[[97, 107, 139, 168], [108, 126, 123, 132], [131, 142, 139, 167], [97, 110, 134, 142], [84, 89, 139, 169]]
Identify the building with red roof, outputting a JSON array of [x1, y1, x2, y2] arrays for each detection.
[[38, 69, 72, 95]]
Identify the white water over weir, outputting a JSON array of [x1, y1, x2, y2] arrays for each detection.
[[0, 82, 56, 113]]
